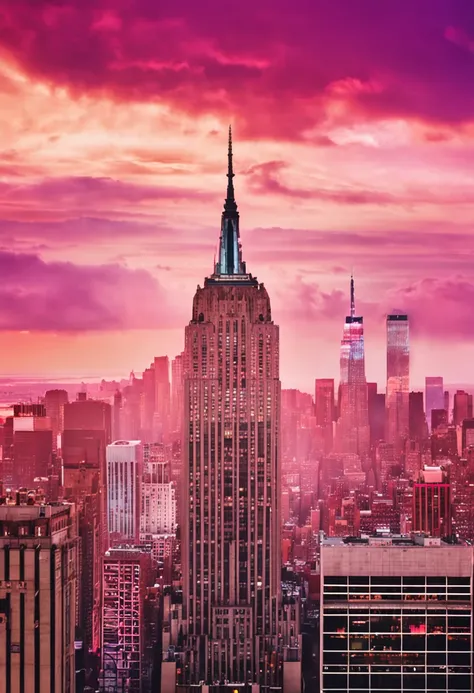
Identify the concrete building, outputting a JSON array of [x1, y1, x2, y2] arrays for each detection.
[[106, 440, 142, 543], [320, 534, 472, 692], [0, 497, 78, 693], [140, 445, 176, 536]]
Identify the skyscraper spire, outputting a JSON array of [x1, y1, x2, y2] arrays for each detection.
[[224, 125, 238, 215], [216, 126, 245, 276], [350, 273, 355, 318]]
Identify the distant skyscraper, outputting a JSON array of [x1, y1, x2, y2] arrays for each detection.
[[162, 130, 300, 691], [44, 388, 68, 453], [8, 404, 53, 489], [140, 444, 176, 535], [413, 466, 452, 537], [425, 377, 444, 432], [106, 440, 142, 542], [461, 418, 474, 453], [315, 378, 334, 452], [337, 276, 370, 457], [386, 314, 409, 452], [453, 390, 473, 427], [409, 391, 427, 440], [154, 356, 171, 441], [171, 352, 184, 436], [367, 383, 385, 446]]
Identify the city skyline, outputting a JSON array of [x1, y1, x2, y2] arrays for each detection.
[[0, 3, 474, 388]]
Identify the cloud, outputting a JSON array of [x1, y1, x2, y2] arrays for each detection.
[[0, 250, 183, 331], [245, 161, 395, 204], [276, 274, 474, 343], [389, 276, 474, 339], [0, 1, 473, 138]]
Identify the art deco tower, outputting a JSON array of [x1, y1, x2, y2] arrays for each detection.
[[337, 276, 370, 457], [177, 130, 292, 691]]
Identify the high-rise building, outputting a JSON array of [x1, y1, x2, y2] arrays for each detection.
[[386, 314, 409, 452], [413, 466, 452, 537], [62, 397, 112, 481], [337, 277, 370, 457], [425, 377, 444, 432], [162, 130, 301, 692], [320, 534, 472, 693], [171, 352, 185, 437], [106, 440, 142, 542], [44, 388, 68, 455], [409, 391, 427, 441], [461, 418, 474, 453], [140, 445, 176, 535], [453, 390, 473, 427], [0, 497, 78, 693], [315, 379, 334, 452], [154, 356, 171, 441], [431, 408, 448, 431], [5, 405, 54, 490], [367, 384, 385, 447], [101, 548, 153, 692]]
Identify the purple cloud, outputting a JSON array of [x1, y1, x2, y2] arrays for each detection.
[[0, 250, 183, 331]]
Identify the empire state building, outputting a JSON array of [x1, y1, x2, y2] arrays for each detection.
[[165, 130, 301, 692]]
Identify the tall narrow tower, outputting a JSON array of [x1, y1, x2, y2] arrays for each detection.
[[175, 130, 296, 691], [386, 314, 409, 453], [337, 276, 370, 457]]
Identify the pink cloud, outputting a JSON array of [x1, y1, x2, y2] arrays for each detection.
[[0, 1, 473, 139], [0, 250, 184, 331]]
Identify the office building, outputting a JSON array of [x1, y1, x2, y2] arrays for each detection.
[[101, 548, 153, 692], [315, 379, 335, 452], [44, 388, 68, 453], [140, 447, 176, 535], [408, 391, 427, 441], [106, 440, 142, 542], [386, 314, 409, 452], [367, 384, 385, 447], [413, 466, 452, 537], [453, 390, 473, 427], [337, 277, 370, 457], [0, 497, 78, 693], [320, 534, 472, 692], [425, 377, 444, 432], [171, 352, 185, 437], [62, 397, 112, 483], [431, 408, 447, 431], [162, 131, 301, 692]]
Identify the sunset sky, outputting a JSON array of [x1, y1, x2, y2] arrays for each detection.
[[0, 0, 473, 390]]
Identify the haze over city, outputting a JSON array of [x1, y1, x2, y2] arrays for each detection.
[[1, 4, 474, 693], [0, 2, 474, 388]]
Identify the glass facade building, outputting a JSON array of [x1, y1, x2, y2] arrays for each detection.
[[386, 314, 409, 452], [320, 536, 472, 692]]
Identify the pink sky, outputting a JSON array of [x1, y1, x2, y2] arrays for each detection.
[[0, 1, 474, 390]]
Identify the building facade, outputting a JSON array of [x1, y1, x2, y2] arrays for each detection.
[[162, 130, 301, 692], [386, 314, 409, 452], [106, 440, 142, 543], [320, 534, 472, 692], [101, 548, 153, 692], [425, 377, 444, 433], [0, 499, 78, 693]]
